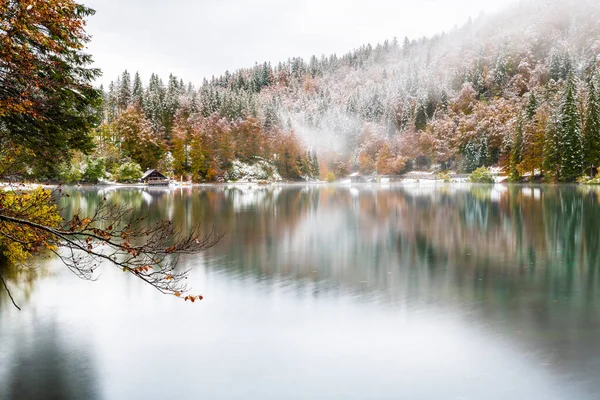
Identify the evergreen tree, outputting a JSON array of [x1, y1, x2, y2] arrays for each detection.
[[189, 89, 199, 114], [549, 51, 562, 82], [310, 151, 320, 178], [297, 155, 310, 177], [263, 100, 280, 130], [583, 79, 600, 175], [463, 138, 487, 173], [558, 75, 583, 182], [106, 81, 118, 122], [440, 89, 449, 111], [520, 99, 546, 178], [118, 70, 132, 111], [494, 56, 508, 87], [525, 92, 537, 120], [543, 116, 561, 181], [414, 102, 428, 131], [144, 73, 166, 135], [163, 74, 182, 136], [132, 72, 144, 108], [561, 52, 573, 80]]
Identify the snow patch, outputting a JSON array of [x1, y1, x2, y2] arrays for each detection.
[[224, 159, 282, 183]]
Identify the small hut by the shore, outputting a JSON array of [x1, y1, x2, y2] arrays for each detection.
[[141, 169, 169, 186]]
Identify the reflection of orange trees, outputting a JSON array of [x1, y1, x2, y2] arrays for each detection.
[[62, 186, 600, 308]]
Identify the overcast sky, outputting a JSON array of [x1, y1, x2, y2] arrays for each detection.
[[84, 0, 519, 86]]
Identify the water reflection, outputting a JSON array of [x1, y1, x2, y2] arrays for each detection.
[[1, 183, 600, 399], [0, 316, 98, 399]]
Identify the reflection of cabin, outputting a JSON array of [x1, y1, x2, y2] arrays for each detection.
[[141, 169, 169, 186]]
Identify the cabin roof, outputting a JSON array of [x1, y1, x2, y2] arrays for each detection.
[[141, 169, 167, 180]]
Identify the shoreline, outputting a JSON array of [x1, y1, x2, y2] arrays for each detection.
[[5, 179, 595, 190]]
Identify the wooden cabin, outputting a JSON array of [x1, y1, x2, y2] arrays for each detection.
[[141, 169, 169, 186]]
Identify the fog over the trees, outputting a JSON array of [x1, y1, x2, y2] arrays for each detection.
[[85, 0, 518, 85]]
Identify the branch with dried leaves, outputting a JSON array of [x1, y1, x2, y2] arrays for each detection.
[[0, 188, 223, 308]]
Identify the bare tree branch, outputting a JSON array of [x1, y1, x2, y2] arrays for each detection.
[[0, 272, 21, 310], [0, 193, 223, 307]]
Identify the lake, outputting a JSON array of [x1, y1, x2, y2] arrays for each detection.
[[1, 183, 600, 399]]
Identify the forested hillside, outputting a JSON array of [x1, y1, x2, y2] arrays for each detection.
[[69, 0, 600, 182]]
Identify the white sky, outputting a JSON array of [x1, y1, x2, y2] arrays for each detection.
[[84, 0, 519, 86]]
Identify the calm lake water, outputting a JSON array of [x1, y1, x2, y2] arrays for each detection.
[[1, 183, 600, 399]]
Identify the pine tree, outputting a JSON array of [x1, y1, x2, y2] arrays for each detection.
[[464, 138, 487, 173], [558, 75, 584, 182], [583, 79, 600, 176], [549, 51, 562, 82], [510, 119, 523, 181], [525, 92, 537, 120], [440, 90, 449, 111], [144, 73, 166, 135], [132, 72, 144, 108], [106, 81, 118, 122], [118, 70, 132, 112], [543, 116, 561, 181], [494, 56, 508, 87], [297, 155, 310, 177], [414, 102, 428, 131], [163, 74, 182, 136], [561, 52, 573, 80], [520, 92, 548, 179], [310, 151, 320, 178]]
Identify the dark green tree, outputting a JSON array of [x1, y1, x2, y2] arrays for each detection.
[[163, 74, 182, 136], [0, 1, 102, 175], [543, 116, 561, 181], [414, 103, 428, 131], [132, 72, 144, 108], [118, 70, 132, 112], [310, 151, 320, 178], [583, 79, 600, 176], [144, 73, 166, 135], [549, 51, 562, 82], [558, 75, 583, 182], [525, 92, 538, 120]]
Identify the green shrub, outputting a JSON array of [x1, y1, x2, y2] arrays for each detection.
[[116, 162, 143, 183], [57, 162, 83, 183], [469, 167, 495, 183], [82, 157, 106, 183]]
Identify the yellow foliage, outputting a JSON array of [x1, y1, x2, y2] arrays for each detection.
[[0, 187, 62, 264]]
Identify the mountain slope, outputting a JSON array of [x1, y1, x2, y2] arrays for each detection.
[[96, 0, 600, 182]]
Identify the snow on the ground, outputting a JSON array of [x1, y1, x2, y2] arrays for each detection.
[[224, 159, 282, 183]]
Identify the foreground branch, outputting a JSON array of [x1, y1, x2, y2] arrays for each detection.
[[0, 191, 223, 308]]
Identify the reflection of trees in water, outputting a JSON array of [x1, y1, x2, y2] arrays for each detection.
[[57, 185, 600, 309], [6, 185, 600, 388], [0, 318, 98, 400], [0, 261, 50, 310]]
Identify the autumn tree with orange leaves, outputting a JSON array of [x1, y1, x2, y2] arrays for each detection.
[[0, 0, 102, 174]]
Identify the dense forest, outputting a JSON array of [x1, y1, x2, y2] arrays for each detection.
[[44, 0, 600, 182]]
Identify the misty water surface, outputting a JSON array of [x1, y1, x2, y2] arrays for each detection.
[[1, 183, 600, 399]]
